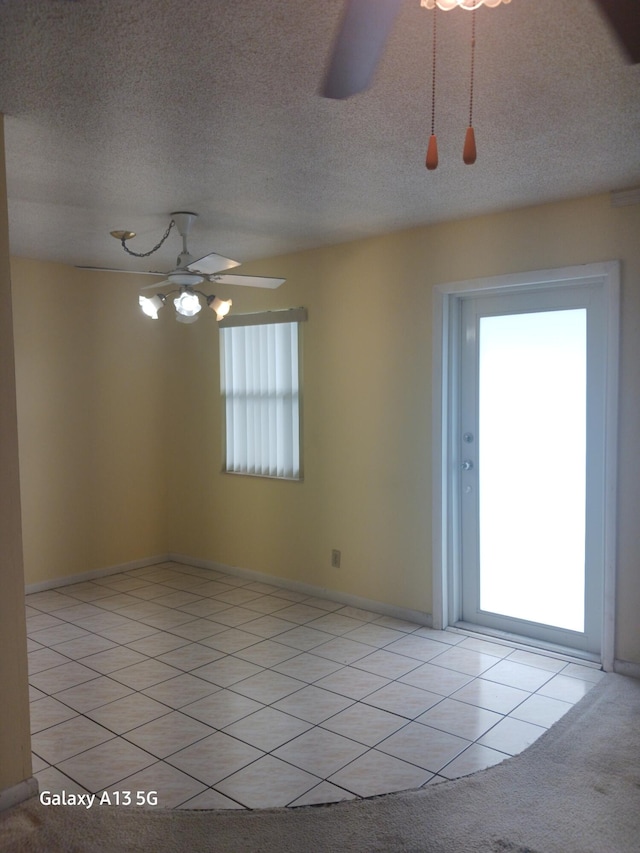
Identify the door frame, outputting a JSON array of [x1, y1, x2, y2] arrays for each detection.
[[432, 262, 619, 669]]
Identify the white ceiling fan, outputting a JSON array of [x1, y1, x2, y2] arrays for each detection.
[[78, 211, 285, 322]]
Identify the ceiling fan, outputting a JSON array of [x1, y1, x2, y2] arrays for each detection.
[[78, 211, 285, 323], [322, 0, 640, 100]]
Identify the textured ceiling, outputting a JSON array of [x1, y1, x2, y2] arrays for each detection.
[[0, 0, 639, 274]]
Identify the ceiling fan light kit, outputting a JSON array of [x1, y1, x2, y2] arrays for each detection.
[[138, 293, 165, 320], [421, 0, 510, 9]]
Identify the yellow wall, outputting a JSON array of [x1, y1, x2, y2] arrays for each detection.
[[12, 261, 170, 585], [164, 194, 640, 665], [0, 115, 31, 793], [9, 193, 640, 667]]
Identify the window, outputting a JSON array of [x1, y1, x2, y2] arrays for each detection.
[[219, 308, 306, 480]]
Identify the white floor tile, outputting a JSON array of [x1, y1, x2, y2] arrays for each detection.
[[233, 639, 299, 667], [28, 648, 71, 674], [86, 693, 172, 734], [79, 646, 149, 674], [181, 690, 264, 728], [155, 643, 226, 671], [370, 615, 421, 632], [272, 652, 342, 683], [328, 749, 432, 797], [312, 636, 373, 665], [58, 738, 157, 792], [321, 703, 407, 746], [114, 762, 207, 809], [53, 676, 134, 713], [289, 780, 356, 806], [178, 789, 246, 809], [363, 682, 442, 719], [142, 673, 221, 708], [199, 627, 264, 653], [27, 614, 65, 634], [537, 673, 597, 703], [273, 727, 368, 778], [412, 628, 464, 645], [109, 659, 183, 689], [238, 614, 295, 640], [439, 743, 507, 779], [416, 698, 502, 740], [223, 706, 312, 751], [377, 722, 469, 774], [481, 659, 555, 692], [508, 693, 573, 728], [504, 649, 568, 673], [276, 625, 336, 651], [122, 710, 214, 758], [562, 663, 605, 683], [163, 619, 228, 641], [351, 649, 423, 679], [125, 632, 191, 657], [230, 670, 307, 703], [166, 731, 263, 786], [214, 755, 319, 808], [477, 716, 546, 755], [307, 612, 366, 636], [51, 634, 117, 659], [455, 637, 514, 658], [343, 624, 406, 648], [428, 646, 501, 677], [272, 685, 354, 724], [189, 657, 264, 688], [29, 661, 100, 694], [29, 624, 91, 647], [383, 634, 450, 663], [29, 696, 78, 733], [399, 662, 474, 696], [451, 679, 531, 714], [35, 766, 89, 796], [315, 666, 390, 700], [32, 716, 115, 764]]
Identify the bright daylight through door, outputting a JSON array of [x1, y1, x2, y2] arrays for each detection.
[[478, 309, 586, 632]]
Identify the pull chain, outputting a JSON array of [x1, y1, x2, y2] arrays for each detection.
[[426, 7, 439, 170], [120, 219, 175, 258], [463, 6, 477, 164]]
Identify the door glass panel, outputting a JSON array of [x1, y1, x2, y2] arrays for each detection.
[[478, 309, 587, 632]]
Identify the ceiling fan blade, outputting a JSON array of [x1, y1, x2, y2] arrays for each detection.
[[76, 266, 165, 276], [322, 0, 403, 99], [186, 252, 241, 275], [140, 280, 173, 291], [593, 0, 640, 62], [210, 274, 285, 289]]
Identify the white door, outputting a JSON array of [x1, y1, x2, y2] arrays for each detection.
[[435, 264, 619, 662]]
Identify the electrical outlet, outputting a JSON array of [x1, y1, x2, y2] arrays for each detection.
[[331, 549, 341, 568]]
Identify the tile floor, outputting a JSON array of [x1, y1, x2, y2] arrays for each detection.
[[26, 561, 604, 810]]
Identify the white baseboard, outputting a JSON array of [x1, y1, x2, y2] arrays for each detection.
[[25, 555, 171, 594], [0, 777, 38, 813], [614, 659, 640, 679], [169, 553, 433, 628]]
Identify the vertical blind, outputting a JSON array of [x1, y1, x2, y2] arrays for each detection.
[[219, 308, 306, 479]]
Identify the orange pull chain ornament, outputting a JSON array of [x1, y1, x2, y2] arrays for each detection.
[[426, 6, 439, 169], [463, 7, 477, 164]]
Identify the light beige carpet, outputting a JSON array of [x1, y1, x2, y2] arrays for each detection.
[[1, 673, 638, 853]]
